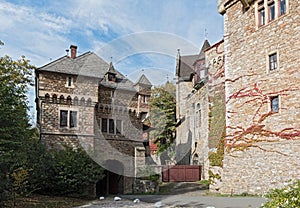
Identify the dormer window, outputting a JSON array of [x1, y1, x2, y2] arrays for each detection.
[[65, 76, 74, 88], [108, 73, 116, 82]]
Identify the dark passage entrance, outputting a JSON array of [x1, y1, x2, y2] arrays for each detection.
[[96, 160, 124, 195]]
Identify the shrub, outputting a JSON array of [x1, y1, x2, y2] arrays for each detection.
[[261, 180, 300, 208]]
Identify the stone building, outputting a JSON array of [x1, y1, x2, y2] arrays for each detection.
[[175, 40, 225, 179], [218, 0, 300, 194], [35, 45, 152, 194]]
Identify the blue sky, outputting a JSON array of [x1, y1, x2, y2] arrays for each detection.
[[0, 0, 223, 121]]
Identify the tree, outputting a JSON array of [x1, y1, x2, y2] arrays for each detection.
[[149, 82, 176, 156], [0, 54, 35, 206]]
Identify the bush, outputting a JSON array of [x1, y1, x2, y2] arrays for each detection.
[[40, 146, 104, 197], [261, 180, 300, 208]]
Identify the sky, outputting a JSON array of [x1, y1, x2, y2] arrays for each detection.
[[0, 0, 224, 121]]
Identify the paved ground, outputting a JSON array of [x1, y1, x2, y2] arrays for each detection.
[[75, 182, 267, 208]]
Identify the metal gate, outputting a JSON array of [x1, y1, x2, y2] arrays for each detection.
[[162, 165, 201, 182]]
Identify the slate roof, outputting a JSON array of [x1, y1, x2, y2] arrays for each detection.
[[107, 61, 117, 74], [177, 54, 198, 81], [198, 40, 210, 60], [176, 40, 211, 81], [38, 50, 136, 91], [134, 74, 152, 86], [37, 52, 109, 78]]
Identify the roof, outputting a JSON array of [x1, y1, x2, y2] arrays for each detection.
[[198, 40, 211, 60], [38, 49, 136, 91], [37, 52, 109, 78], [107, 61, 117, 74], [134, 74, 152, 86], [177, 54, 198, 81]]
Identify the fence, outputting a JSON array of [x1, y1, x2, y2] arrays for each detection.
[[162, 165, 201, 182]]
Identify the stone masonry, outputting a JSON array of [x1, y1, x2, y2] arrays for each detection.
[[175, 40, 225, 180], [36, 46, 152, 195], [218, 0, 300, 194]]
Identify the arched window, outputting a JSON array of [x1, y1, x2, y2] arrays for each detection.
[[73, 96, 78, 105], [80, 97, 85, 106], [52, 94, 57, 103], [59, 95, 64, 104], [87, 98, 92, 106], [193, 154, 199, 165], [45, 93, 50, 103], [66, 96, 72, 105]]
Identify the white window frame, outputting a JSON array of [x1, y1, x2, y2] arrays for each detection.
[[65, 76, 75, 88], [58, 107, 79, 129], [267, 51, 279, 73]]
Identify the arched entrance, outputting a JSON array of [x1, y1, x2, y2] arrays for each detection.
[[96, 160, 124, 195]]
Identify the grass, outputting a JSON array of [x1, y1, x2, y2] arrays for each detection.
[[4, 194, 92, 208]]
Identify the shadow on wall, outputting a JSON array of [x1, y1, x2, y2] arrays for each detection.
[[176, 130, 192, 165]]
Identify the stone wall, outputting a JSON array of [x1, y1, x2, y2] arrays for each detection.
[[220, 0, 300, 194], [222, 140, 300, 195]]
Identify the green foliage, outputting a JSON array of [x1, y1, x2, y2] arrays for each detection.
[[0, 55, 104, 206], [43, 146, 104, 197], [209, 127, 225, 167], [137, 166, 160, 182], [0, 55, 35, 206], [150, 82, 176, 154], [261, 180, 300, 208]]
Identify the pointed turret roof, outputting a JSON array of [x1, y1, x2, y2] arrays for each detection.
[[107, 61, 117, 74], [198, 39, 210, 60], [135, 74, 152, 86]]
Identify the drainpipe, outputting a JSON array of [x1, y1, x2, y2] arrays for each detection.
[[39, 99, 44, 142]]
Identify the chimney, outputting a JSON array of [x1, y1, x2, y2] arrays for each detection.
[[70, 45, 77, 59]]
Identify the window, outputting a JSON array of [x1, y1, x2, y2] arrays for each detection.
[[257, 0, 288, 27], [141, 95, 147, 104], [108, 74, 116, 82], [80, 97, 85, 106], [279, 0, 286, 16], [87, 98, 92, 106], [60, 110, 78, 128], [258, 1, 265, 26], [70, 111, 77, 127], [109, 119, 115, 134], [195, 104, 201, 128], [67, 96, 72, 105], [53, 94, 57, 103], [101, 118, 108, 133], [73, 97, 78, 105], [68, 77, 72, 87], [59, 95, 64, 104], [268, 1, 275, 21], [270, 96, 279, 112], [65, 76, 74, 88], [101, 118, 122, 134], [45, 93, 50, 103], [269, 53, 278, 71], [116, 120, 122, 134], [60, 110, 68, 127]]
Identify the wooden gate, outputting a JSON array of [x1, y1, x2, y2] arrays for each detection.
[[162, 165, 201, 182]]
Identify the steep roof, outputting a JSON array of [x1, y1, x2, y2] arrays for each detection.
[[107, 61, 117, 74], [198, 40, 211, 60], [134, 74, 152, 86], [37, 52, 109, 78]]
